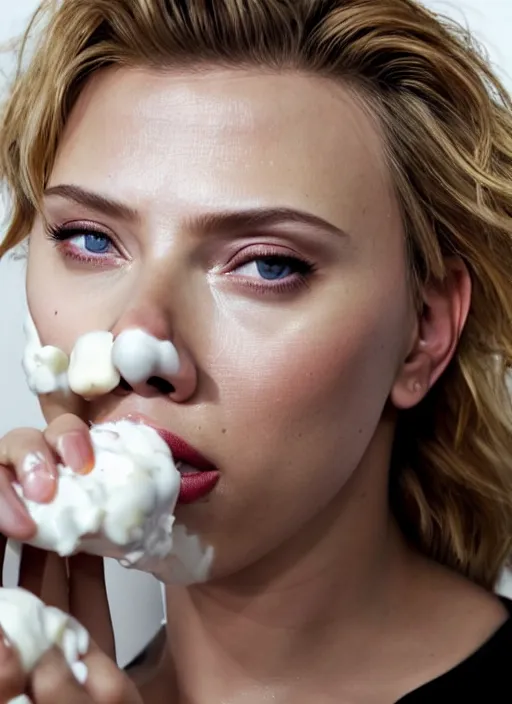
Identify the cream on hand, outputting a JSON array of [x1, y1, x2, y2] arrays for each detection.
[[14, 421, 181, 566], [0, 588, 89, 704]]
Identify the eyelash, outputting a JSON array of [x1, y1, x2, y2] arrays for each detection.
[[226, 248, 315, 295], [45, 223, 118, 267], [45, 224, 316, 294]]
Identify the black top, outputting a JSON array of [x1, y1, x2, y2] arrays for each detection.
[[398, 597, 512, 701]]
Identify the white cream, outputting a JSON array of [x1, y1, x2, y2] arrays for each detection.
[[20, 316, 215, 584], [14, 421, 181, 564], [0, 587, 89, 702], [22, 313, 181, 399], [140, 523, 215, 585], [22, 316, 69, 395], [68, 331, 120, 398], [112, 328, 180, 386]]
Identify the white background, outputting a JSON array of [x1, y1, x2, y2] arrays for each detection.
[[0, 0, 511, 663]]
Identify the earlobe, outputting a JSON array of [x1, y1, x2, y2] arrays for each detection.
[[391, 258, 472, 410], [391, 349, 433, 410]]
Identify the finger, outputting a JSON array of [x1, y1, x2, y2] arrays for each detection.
[[38, 392, 87, 428], [82, 640, 142, 704], [0, 629, 27, 701], [43, 415, 94, 475], [28, 649, 90, 704], [0, 429, 58, 505], [0, 469, 36, 540], [68, 555, 115, 659]]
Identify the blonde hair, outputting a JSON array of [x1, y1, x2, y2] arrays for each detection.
[[1, 0, 512, 589]]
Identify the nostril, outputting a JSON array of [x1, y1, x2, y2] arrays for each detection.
[[116, 376, 174, 395], [148, 376, 175, 394], [119, 377, 132, 392]]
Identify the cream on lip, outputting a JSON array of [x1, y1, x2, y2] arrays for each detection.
[[14, 418, 216, 584]]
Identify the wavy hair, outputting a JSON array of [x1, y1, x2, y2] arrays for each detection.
[[1, 0, 512, 588]]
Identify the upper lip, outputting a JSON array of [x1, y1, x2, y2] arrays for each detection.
[[97, 412, 218, 472]]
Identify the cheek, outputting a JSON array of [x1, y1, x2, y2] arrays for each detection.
[[195, 305, 406, 575], [194, 286, 410, 569], [26, 234, 127, 351], [213, 296, 400, 417], [206, 284, 409, 475], [26, 274, 80, 352], [26, 240, 69, 343]]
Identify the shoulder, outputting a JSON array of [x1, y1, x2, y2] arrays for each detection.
[[395, 559, 512, 701], [406, 600, 512, 700], [458, 596, 512, 677]]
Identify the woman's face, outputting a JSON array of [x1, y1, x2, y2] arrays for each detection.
[[26, 67, 414, 580]]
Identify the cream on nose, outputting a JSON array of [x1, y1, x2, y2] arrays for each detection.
[[112, 328, 180, 387], [68, 331, 120, 397], [23, 313, 181, 399]]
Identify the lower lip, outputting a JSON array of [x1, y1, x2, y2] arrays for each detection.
[[178, 471, 220, 505]]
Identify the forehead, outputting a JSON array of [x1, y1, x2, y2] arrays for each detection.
[[50, 66, 396, 232]]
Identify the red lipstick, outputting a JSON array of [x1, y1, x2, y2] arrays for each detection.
[[156, 428, 220, 504]]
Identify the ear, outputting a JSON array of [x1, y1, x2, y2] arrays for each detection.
[[391, 257, 471, 410]]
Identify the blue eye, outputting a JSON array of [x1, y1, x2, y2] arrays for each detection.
[[46, 224, 116, 258], [256, 257, 294, 280], [232, 254, 313, 291], [83, 234, 111, 253]]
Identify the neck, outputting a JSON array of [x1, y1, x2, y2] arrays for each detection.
[[164, 424, 416, 703]]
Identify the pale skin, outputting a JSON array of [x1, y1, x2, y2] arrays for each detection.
[[0, 67, 507, 702]]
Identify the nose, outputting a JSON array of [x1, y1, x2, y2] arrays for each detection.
[[111, 317, 197, 403]]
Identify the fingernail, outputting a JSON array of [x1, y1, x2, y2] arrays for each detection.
[[21, 453, 57, 503], [58, 432, 95, 474]]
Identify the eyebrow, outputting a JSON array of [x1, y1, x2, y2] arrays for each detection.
[[44, 184, 138, 221], [43, 184, 347, 238], [190, 207, 347, 239]]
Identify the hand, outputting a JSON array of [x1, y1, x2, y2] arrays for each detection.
[[0, 414, 115, 656], [0, 627, 142, 703]]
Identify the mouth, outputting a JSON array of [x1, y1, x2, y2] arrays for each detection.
[[98, 412, 220, 505]]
